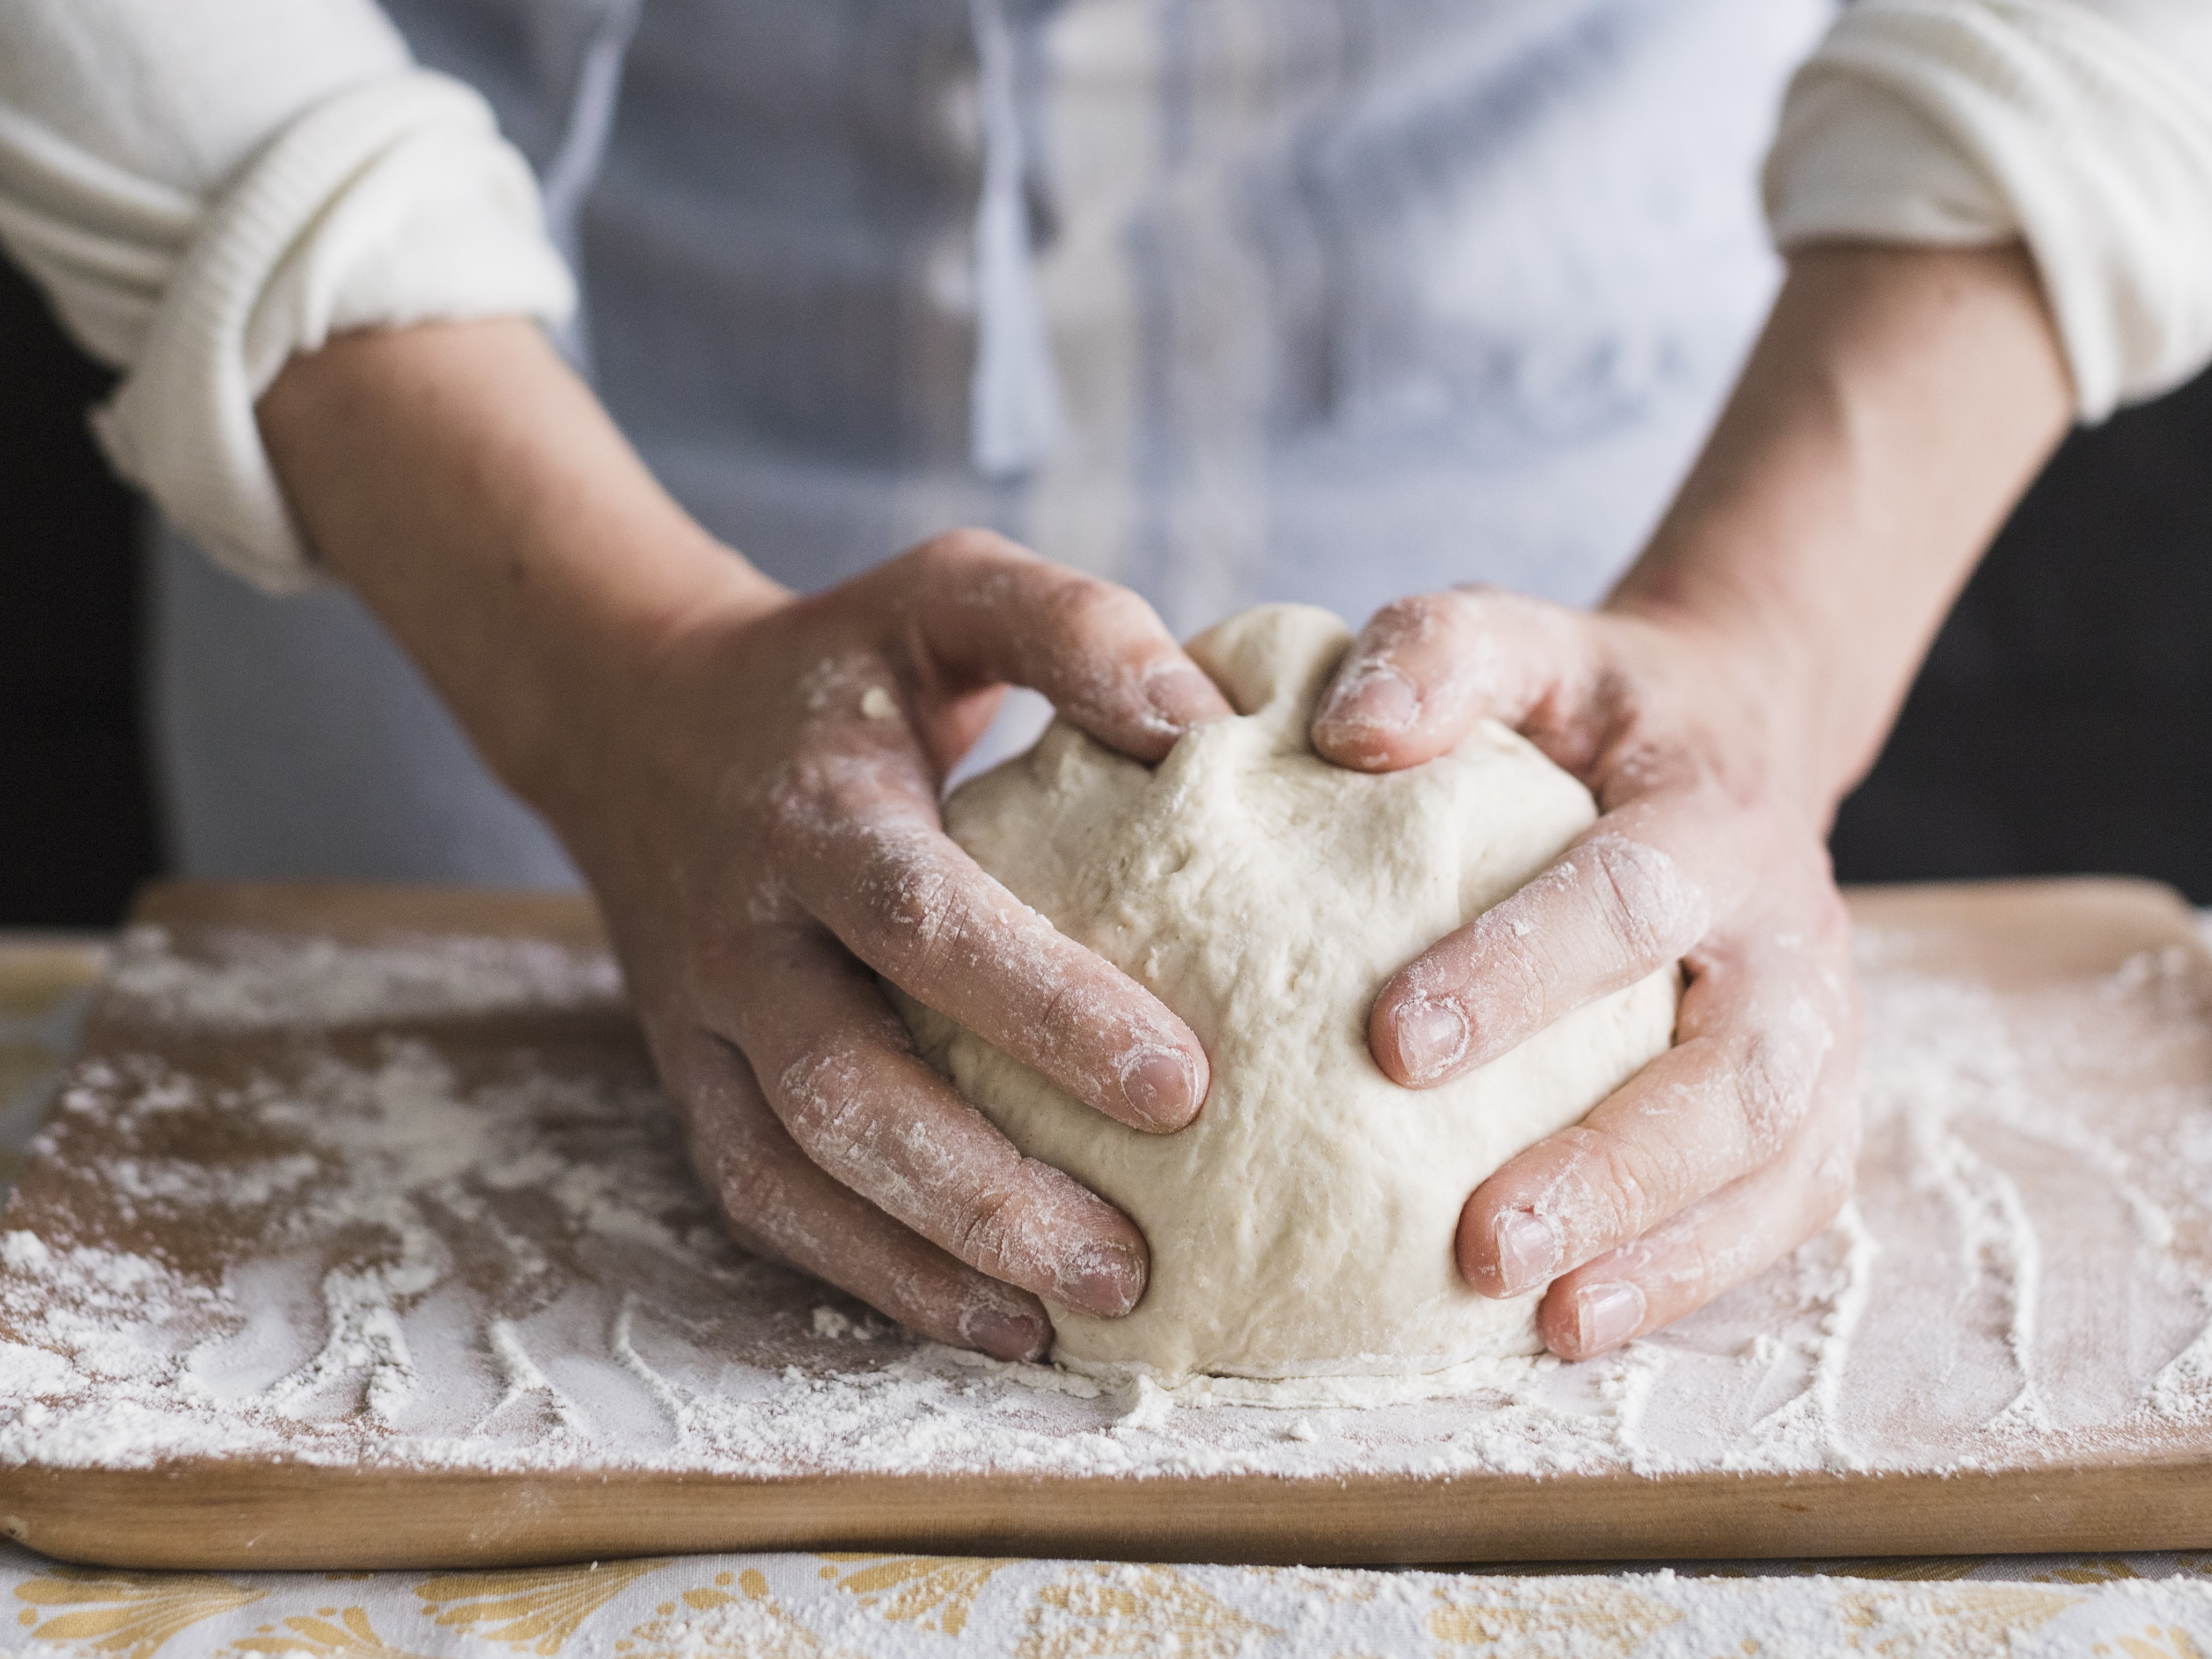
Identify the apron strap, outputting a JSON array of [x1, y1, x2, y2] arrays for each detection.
[[969, 0, 1063, 479]]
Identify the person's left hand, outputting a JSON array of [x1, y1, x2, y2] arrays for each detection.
[[1309, 586, 1862, 1359]]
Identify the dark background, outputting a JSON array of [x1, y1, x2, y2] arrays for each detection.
[[1, 258, 158, 926], [5, 249, 2210, 927]]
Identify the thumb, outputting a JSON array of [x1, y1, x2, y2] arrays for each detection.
[[1312, 588, 1584, 772]]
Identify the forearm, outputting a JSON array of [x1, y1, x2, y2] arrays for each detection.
[[259, 319, 1235, 1363], [1609, 243, 2071, 821], [256, 317, 783, 812], [3, 4, 573, 593]]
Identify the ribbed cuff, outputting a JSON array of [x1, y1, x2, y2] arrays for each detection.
[[1764, 0, 2212, 421], [92, 70, 576, 592]]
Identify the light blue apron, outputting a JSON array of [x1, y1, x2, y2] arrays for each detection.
[[151, 0, 1830, 883]]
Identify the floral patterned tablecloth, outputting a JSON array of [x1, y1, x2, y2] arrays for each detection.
[[4, 934, 2210, 1658]]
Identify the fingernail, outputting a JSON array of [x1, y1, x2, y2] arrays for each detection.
[[1320, 663, 1417, 732], [1574, 1281, 1646, 1355], [961, 1299, 1050, 1361], [1119, 1046, 1198, 1128], [1064, 1239, 1147, 1318], [1494, 1208, 1561, 1295], [1145, 662, 1225, 731], [1393, 999, 1468, 1083]]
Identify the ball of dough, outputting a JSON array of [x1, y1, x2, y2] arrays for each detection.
[[898, 604, 1678, 1379]]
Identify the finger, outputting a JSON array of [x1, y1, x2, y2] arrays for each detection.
[[1311, 588, 1585, 772], [1371, 802, 1718, 1087], [1533, 1081, 1859, 1359], [767, 737, 1208, 1132], [1456, 935, 1839, 1297], [901, 528, 1234, 762], [658, 1024, 1057, 1360], [727, 921, 1150, 1318]]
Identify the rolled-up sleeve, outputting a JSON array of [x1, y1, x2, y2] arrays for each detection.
[[0, 1, 574, 590], [1764, 0, 2212, 422]]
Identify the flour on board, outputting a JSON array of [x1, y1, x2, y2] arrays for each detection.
[[1, 922, 2210, 1482]]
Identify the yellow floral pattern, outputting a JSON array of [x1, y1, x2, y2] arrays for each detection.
[[1428, 1580, 1684, 1653], [614, 1568, 858, 1659], [816, 1555, 1012, 1637], [0, 1549, 2208, 1658], [1017, 1564, 1277, 1659], [2097, 1627, 2211, 1659], [413, 1559, 664, 1655], [13, 1569, 265, 1659], [1835, 1584, 2079, 1655], [217, 1605, 433, 1658], [2050, 1558, 2148, 1585]]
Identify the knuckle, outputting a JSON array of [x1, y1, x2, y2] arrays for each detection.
[[1669, 1235, 1737, 1305], [913, 525, 1014, 574], [953, 1183, 1041, 1279], [1042, 573, 1151, 651], [1368, 590, 1464, 655], [1371, 592, 1439, 635], [864, 854, 971, 983], [1592, 1127, 1692, 1241], [772, 1041, 875, 1169], [707, 1133, 804, 1256], [1445, 918, 1547, 1040], [1548, 1126, 1665, 1247], [715, 1157, 786, 1242], [1626, 1203, 1746, 1307], [1498, 934, 1549, 1026], [1022, 970, 1097, 1070], [1577, 834, 1702, 964], [1440, 584, 1535, 640], [1729, 1024, 1819, 1155]]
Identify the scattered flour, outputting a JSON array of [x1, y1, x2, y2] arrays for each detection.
[[1, 921, 2209, 1485], [105, 924, 622, 1030]]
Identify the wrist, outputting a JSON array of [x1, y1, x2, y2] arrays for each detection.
[[1600, 593, 1849, 834], [260, 317, 790, 817], [1606, 242, 2071, 824], [499, 539, 790, 827]]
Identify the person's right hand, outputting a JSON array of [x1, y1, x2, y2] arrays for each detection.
[[547, 530, 1232, 1360], [261, 322, 1234, 1362]]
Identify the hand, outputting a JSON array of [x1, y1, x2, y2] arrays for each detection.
[[266, 231, 2072, 1369], [1297, 240, 2072, 1359], [555, 531, 1233, 1360], [260, 324, 1236, 1363], [1312, 587, 1859, 1359]]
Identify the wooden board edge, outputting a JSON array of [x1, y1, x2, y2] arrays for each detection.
[[121, 875, 2198, 958], [1840, 874, 2196, 918], [1843, 875, 2202, 958], [19, 876, 2204, 1573], [123, 879, 606, 946], [5, 1459, 2209, 1571]]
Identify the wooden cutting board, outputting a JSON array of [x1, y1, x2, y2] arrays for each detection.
[[2, 878, 2210, 1570]]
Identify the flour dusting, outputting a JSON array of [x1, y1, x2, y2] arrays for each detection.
[[2, 916, 2210, 1484], [106, 923, 621, 1030]]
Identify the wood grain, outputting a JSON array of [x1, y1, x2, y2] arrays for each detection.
[[6, 1455, 2212, 1571]]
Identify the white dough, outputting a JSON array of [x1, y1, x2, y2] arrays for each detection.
[[898, 604, 1679, 1379]]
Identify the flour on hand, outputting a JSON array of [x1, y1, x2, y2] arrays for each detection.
[[897, 605, 1679, 1380]]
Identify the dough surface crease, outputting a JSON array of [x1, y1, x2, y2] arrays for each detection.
[[898, 603, 1679, 1379]]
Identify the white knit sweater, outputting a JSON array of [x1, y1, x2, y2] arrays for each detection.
[[1, 0, 2207, 592]]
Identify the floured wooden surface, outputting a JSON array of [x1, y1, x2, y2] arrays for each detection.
[[1, 882, 2210, 1515]]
